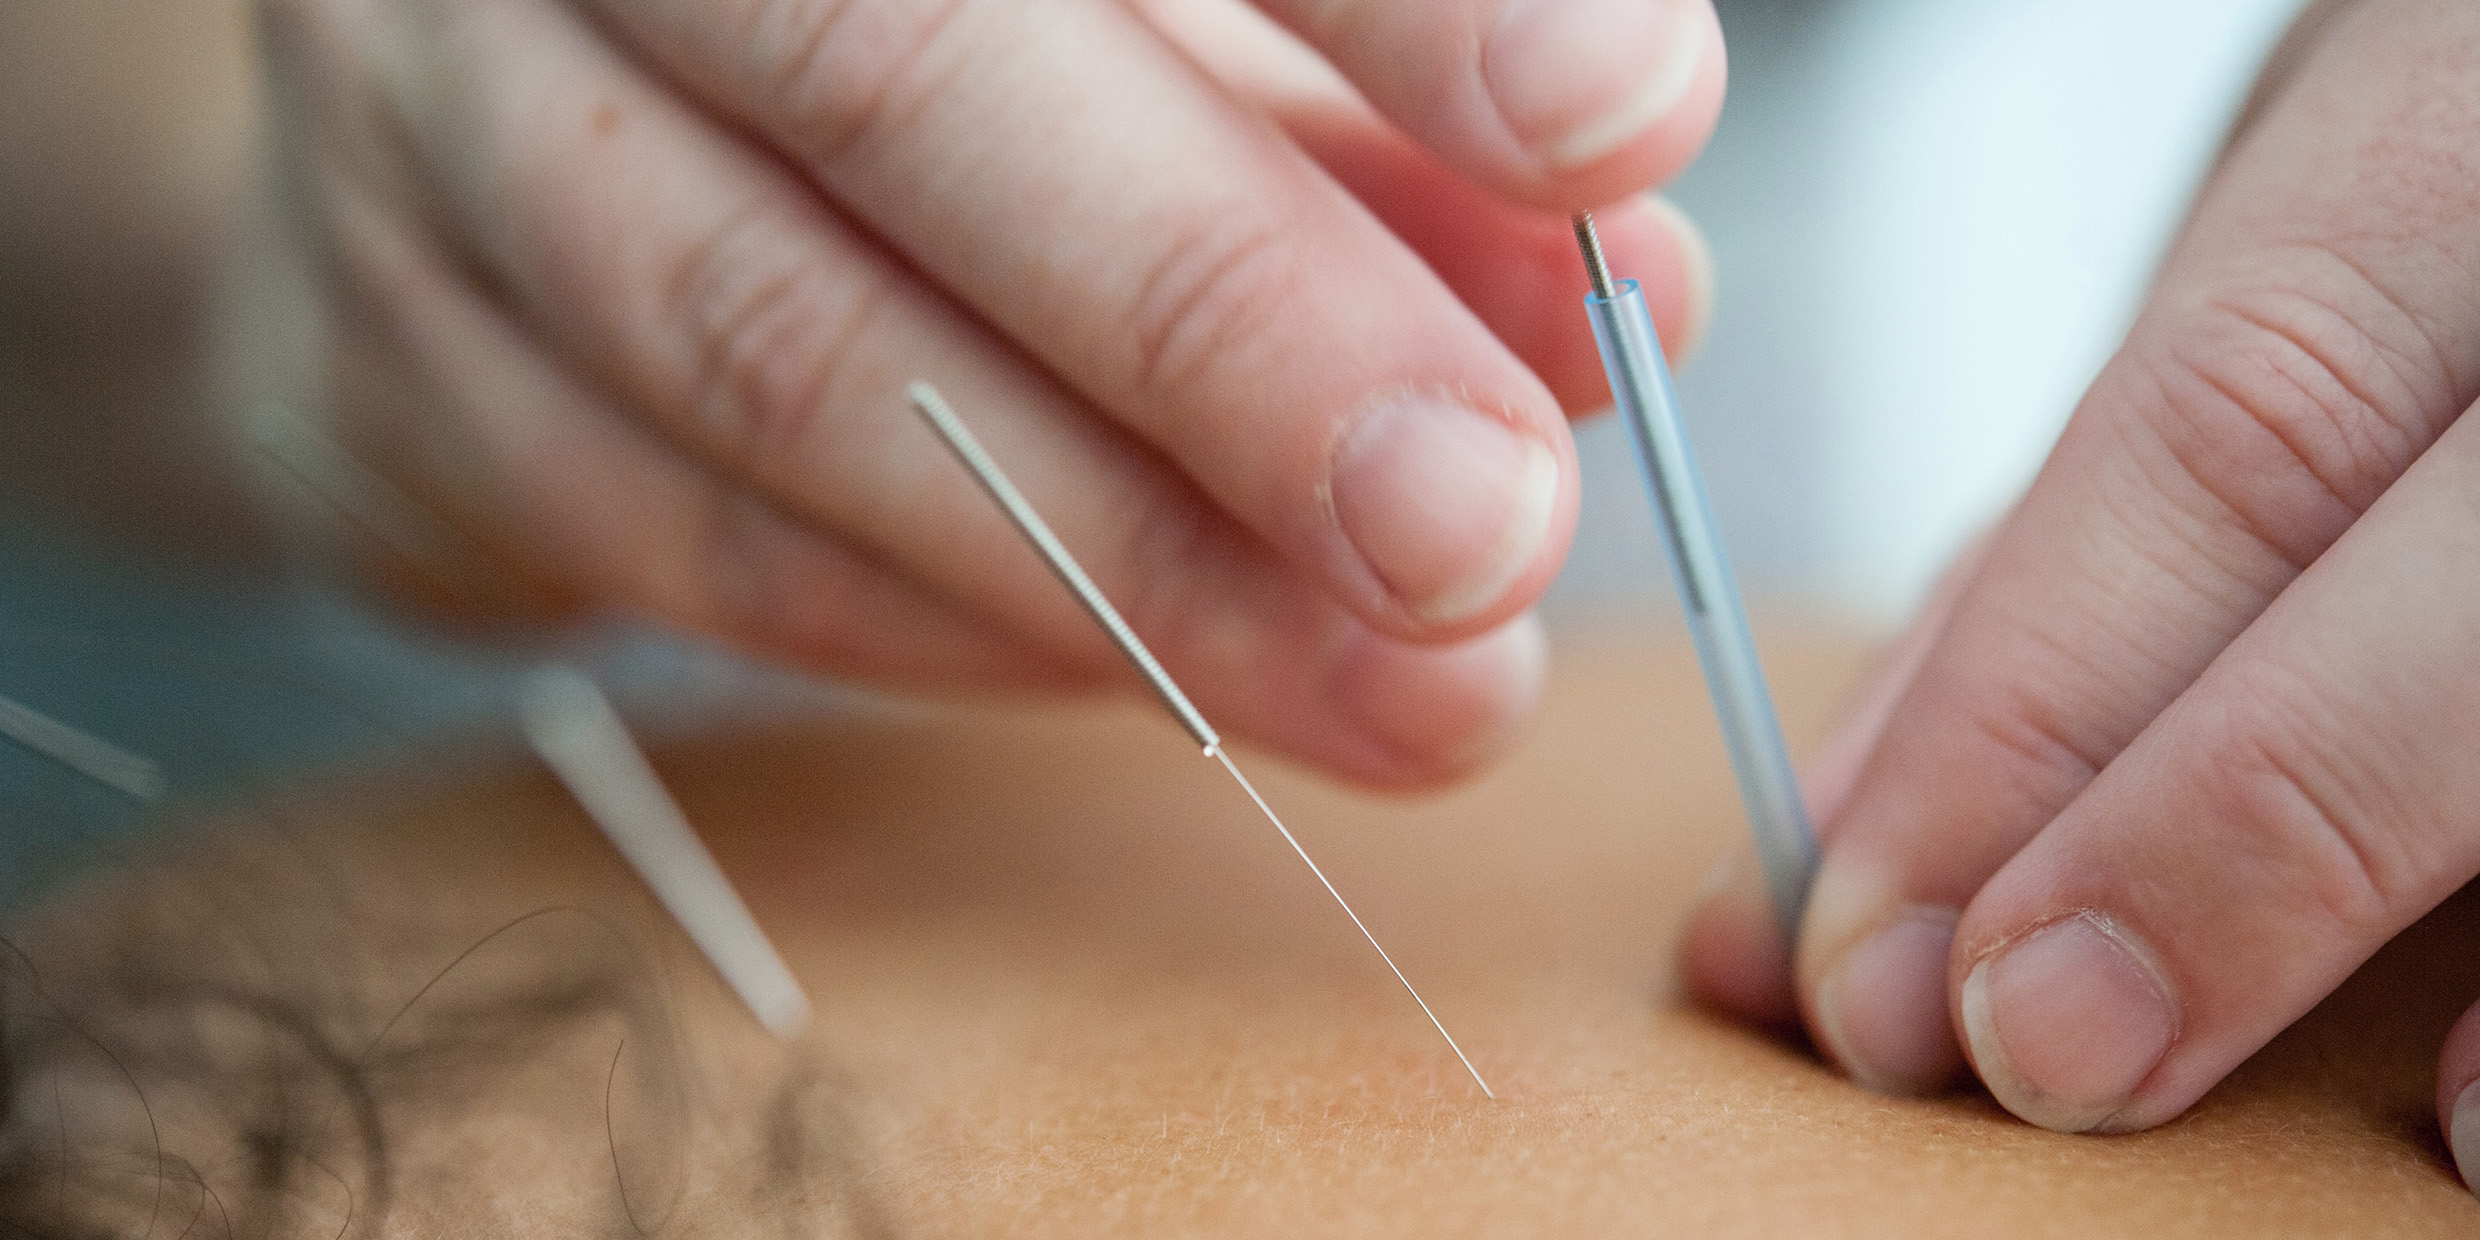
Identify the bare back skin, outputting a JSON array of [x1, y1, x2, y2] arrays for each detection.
[[6, 631, 2474, 1238]]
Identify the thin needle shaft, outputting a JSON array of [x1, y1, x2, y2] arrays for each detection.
[[908, 380, 1492, 1099], [1210, 746, 1494, 1098], [909, 382, 1217, 753]]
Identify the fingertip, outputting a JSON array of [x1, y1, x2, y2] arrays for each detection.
[[1327, 393, 1579, 638], [1322, 611, 1551, 789], [1955, 911, 2178, 1134], [1809, 905, 1965, 1095], [1679, 850, 1800, 1026], [1543, 194, 1712, 401], [2453, 1078, 2480, 1197], [1793, 861, 1970, 1096], [1485, 0, 1726, 203], [1275, 112, 1711, 418], [2438, 998, 2480, 1193]]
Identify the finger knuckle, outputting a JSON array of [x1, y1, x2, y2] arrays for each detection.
[[2139, 261, 2444, 569], [1960, 688, 2106, 810], [2194, 663, 2433, 935], [660, 203, 886, 473], [1950, 619, 2120, 807], [1125, 216, 1307, 403], [739, 0, 976, 168]]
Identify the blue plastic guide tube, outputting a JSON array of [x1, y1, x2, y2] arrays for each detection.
[[1573, 213, 1819, 938]]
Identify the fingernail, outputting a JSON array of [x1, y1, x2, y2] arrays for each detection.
[[1813, 906, 1964, 1094], [1331, 613, 1548, 775], [1959, 911, 2177, 1133], [1331, 396, 1559, 627], [2453, 1078, 2480, 1194], [1487, 0, 1710, 170]]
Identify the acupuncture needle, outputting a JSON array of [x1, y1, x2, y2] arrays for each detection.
[[1572, 211, 1821, 938], [906, 380, 1494, 1100], [0, 690, 164, 801], [518, 665, 813, 1040]]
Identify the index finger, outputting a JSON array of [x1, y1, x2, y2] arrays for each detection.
[[590, 0, 1579, 640]]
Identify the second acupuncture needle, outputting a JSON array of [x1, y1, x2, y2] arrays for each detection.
[[907, 380, 1493, 1101], [1571, 211, 1821, 938]]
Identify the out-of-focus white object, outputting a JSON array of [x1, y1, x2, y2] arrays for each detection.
[[518, 665, 812, 1039], [0, 691, 163, 801]]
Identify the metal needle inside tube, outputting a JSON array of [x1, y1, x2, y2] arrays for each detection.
[[907, 381, 1494, 1100], [1571, 211, 1821, 937], [519, 666, 813, 1040]]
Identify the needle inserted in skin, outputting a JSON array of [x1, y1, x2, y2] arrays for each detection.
[[0, 691, 163, 801], [519, 666, 813, 1040], [1571, 211, 1821, 938], [906, 381, 1494, 1100]]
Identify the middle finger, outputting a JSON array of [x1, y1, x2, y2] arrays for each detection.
[[588, 0, 1581, 640], [369, 0, 1546, 783]]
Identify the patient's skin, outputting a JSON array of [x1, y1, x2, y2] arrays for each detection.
[[7, 635, 2478, 1237]]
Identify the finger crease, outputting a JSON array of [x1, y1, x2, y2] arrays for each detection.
[[2209, 292, 2426, 500], [2235, 726, 2398, 932], [773, 0, 979, 173], [1127, 217, 1298, 406], [2213, 299, 2395, 456], [2155, 361, 2345, 576], [1966, 695, 2105, 809]]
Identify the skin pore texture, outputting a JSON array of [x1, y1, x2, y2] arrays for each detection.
[[5, 632, 2477, 1237]]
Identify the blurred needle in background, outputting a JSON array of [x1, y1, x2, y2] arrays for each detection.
[[0, 690, 163, 801], [519, 666, 812, 1040]]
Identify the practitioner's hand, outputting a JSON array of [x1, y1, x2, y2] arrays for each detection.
[[223, 0, 1720, 787], [1682, 0, 2480, 1183]]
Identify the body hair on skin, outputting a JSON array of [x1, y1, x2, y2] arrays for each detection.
[[0, 818, 892, 1240]]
